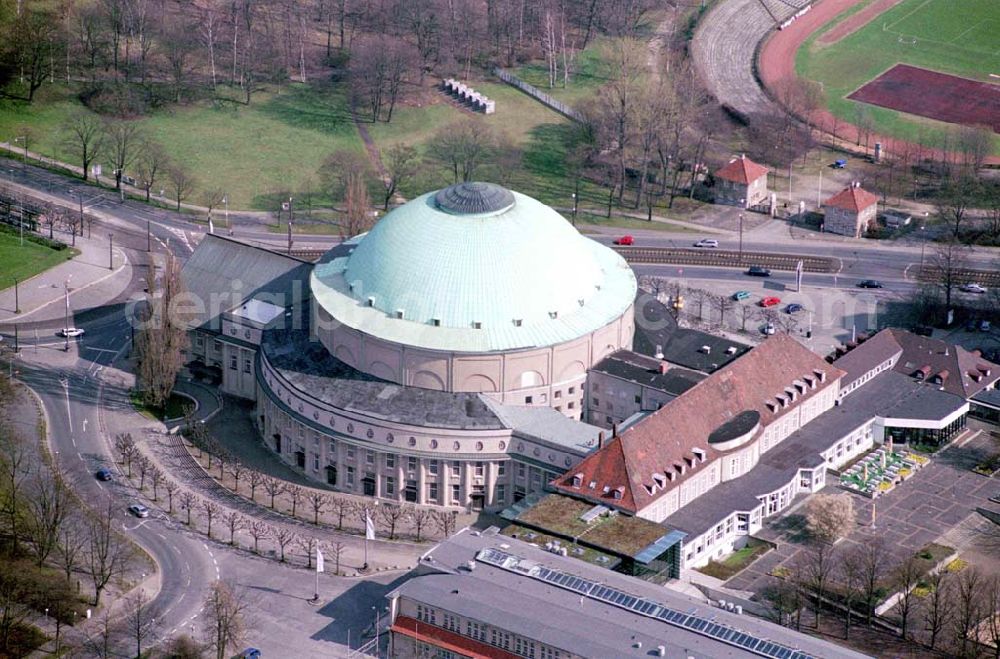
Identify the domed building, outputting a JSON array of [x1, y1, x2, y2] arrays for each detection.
[[183, 182, 636, 510]]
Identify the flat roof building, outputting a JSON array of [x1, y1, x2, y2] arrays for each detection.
[[387, 528, 872, 659]]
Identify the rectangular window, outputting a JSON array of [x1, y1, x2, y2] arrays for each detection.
[[452, 484, 461, 504], [385, 476, 395, 496], [243, 357, 252, 373], [496, 484, 506, 503], [428, 459, 438, 475], [329, 440, 336, 454], [554, 390, 561, 399], [407, 456, 417, 473], [365, 450, 375, 465], [313, 455, 319, 470], [634, 394, 641, 404], [428, 482, 438, 502], [229, 354, 237, 370], [385, 453, 395, 469], [592, 397, 600, 407], [346, 446, 355, 460], [346, 466, 355, 486], [568, 386, 575, 394], [517, 463, 526, 479], [452, 461, 461, 477], [568, 401, 575, 409], [497, 462, 506, 477], [475, 461, 484, 477], [525, 395, 533, 404]]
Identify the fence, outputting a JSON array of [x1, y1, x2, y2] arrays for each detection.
[[492, 67, 584, 123]]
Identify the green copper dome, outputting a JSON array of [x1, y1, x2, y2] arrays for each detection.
[[311, 184, 636, 353]]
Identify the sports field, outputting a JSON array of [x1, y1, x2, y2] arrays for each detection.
[[797, 0, 1000, 147]]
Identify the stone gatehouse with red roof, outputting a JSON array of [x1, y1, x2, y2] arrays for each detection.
[[713, 154, 769, 208]]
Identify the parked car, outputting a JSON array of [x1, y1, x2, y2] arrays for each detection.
[[239, 649, 261, 659], [857, 280, 883, 289], [747, 266, 771, 277], [693, 239, 719, 248], [761, 323, 776, 335], [57, 327, 85, 338], [759, 296, 781, 308], [785, 303, 804, 314], [981, 320, 992, 333], [95, 468, 113, 482], [832, 159, 847, 169], [732, 290, 751, 301], [613, 235, 634, 246], [961, 283, 987, 294], [128, 504, 149, 518]]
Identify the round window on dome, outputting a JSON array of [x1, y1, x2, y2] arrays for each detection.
[[476, 442, 484, 451], [453, 441, 461, 451]]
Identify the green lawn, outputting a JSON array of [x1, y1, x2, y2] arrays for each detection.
[[797, 0, 1000, 153], [130, 390, 193, 421], [0, 231, 76, 292], [511, 38, 612, 106], [0, 82, 365, 209], [696, 538, 772, 581]]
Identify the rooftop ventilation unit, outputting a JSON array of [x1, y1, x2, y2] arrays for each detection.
[[395, 309, 404, 319], [699, 345, 711, 354], [725, 346, 737, 355], [430, 318, 441, 327], [366, 296, 375, 307]]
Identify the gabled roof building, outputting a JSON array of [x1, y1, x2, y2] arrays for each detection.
[[822, 182, 879, 238], [714, 154, 770, 209]]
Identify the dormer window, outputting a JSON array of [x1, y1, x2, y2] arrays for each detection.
[[513, 318, 522, 327], [472, 321, 482, 330], [430, 318, 441, 327], [366, 296, 375, 307], [549, 311, 558, 319], [571, 473, 584, 488], [395, 309, 405, 319], [612, 487, 624, 500]]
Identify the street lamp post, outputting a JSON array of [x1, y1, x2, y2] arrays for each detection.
[[13, 277, 18, 313], [223, 195, 229, 231], [108, 234, 114, 269], [14, 136, 26, 168], [63, 278, 71, 351], [571, 192, 578, 226]]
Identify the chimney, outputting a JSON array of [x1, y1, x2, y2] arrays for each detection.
[[658, 362, 669, 375], [612, 423, 618, 439], [597, 431, 605, 449]]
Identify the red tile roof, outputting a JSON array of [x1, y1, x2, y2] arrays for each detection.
[[824, 184, 878, 213], [714, 155, 769, 184], [391, 616, 521, 659], [553, 334, 844, 513]]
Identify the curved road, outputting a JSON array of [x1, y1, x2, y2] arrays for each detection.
[[16, 306, 217, 650]]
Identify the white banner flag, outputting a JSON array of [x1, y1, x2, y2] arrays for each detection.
[[316, 548, 325, 573], [365, 512, 376, 540], [208, 218, 215, 235]]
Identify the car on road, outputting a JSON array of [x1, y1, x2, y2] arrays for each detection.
[[95, 468, 114, 482], [693, 239, 719, 248], [832, 159, 847, 169], [128, 504, 150, 518], [981, 320, 992, 333], [239, 649, 262, 659], [961, 283, 987, 294], [759, 296, 781, 308], [761, 323, 776, 335], [857, 280, 883, 289], [746, 266, 771, 277], [613, 235, 634, 246], [732, 290, 751, 301], [785, 303, 804, 314], [57, 327, 85, 338]]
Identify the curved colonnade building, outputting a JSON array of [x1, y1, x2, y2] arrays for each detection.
[[184, 182, 637, 510]]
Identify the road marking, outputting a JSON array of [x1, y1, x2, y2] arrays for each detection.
[[82, 418, 88, 433], [77, 452, 85, 461], [82, 346, 118, 354], [71, 435, 77, 447], [63, 380, 73, 433]]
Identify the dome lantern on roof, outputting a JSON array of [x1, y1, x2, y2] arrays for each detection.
[[434, 181, 516, 216]]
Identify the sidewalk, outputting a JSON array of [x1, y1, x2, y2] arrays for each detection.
[[0, 227, 132, 324]]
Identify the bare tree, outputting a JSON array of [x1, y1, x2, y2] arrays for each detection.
[[924, 570, 952, 651], [936, 175, 981, 237], [223, 510, 244, 546], [229, 461, 246, 494], [801, 540, 838, 627], [179, 491, 198, 526], [287, 485, 304, 518], [262, 476, 285, 509], [104, 119, 142, 190], [761, 573, 803, 629], [134, 251, 189, 410], [738, 303, 755, 333], [136, 454, 151, 490], [202, 499, 220, 538], [926, 239, 972, 311], [82, 607, 120, 659], [839, 547, 863, 639], [425, 119, 498, 183], [331, 495, 352, 530], [247, 520, 269, 554], [985, 575, 1000, 659], [164, 480, 178, 514], [134, 140, 169, 203], [329, 540, 346, 576], [859, 536, 888, 627], [297, 535, 318, 569], [148, 465, 163, 500], [248, 470, 264, 502], [62, 112, 105, 181], [167, 163, 197, 211], [338, 170, 374, 239], [12, 9, 60, 102], [434, 509, 458, 538], [381, 143, 418, 209], [203, 580, 249, 659], [55, 520, 86, 583], [0, 431, 31, 552], [410, 506, 434, 542], [87, 497, 133, 605], [378, 502, 406, 540], [804, 494, 854, 544], [124, 589, 157, 659], [25, 473, 72, 567], [952, 567, 985, 658], [273, 526, 296, 562], [308, 491, 329, 525], [893, 556, 923, 640]]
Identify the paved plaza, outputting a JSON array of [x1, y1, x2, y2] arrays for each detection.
[[727, 421, 1000, 594]]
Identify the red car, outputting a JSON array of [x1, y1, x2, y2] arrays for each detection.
[[613, 235, 634, 246], [759, 296, 781, 308]]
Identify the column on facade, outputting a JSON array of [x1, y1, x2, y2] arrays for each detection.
[[485, 461, 498, 507], [416, 456, 427, 504]]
